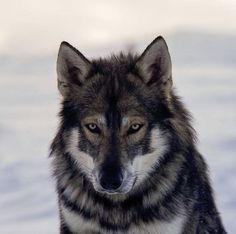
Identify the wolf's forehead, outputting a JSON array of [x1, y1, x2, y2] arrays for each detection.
[[82, 73, 140, 106], [83, 85, 143, 114], [81, 97, 145, 118], [80, 81, 146, 121]]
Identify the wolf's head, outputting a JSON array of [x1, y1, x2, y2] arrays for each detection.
[[55, 37, 189, 196]]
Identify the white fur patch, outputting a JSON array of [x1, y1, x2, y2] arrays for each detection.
[[65, 128, 94, 176], [132, 126, 168, 186], [128, 214, 186, 234]]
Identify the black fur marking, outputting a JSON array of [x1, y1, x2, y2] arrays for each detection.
[[60, 223, 73, 234], [60, 192, 94, 220]]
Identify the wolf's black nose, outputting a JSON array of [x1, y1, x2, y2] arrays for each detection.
[[100, 173, 123, 191]]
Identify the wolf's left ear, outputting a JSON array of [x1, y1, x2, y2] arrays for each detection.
[[57, 41, 91, 97], [136, 36, 172, 92]]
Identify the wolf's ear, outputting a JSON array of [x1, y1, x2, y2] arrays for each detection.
[[136, 36, 172, 92], [57, 41, 91, 97]]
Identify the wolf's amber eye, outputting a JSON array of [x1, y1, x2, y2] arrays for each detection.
[[127, 124, 143, 135], [85, 123, 101, 134]]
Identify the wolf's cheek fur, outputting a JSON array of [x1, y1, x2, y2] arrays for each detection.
[[65, 128, 94, 176], [132, 126, 169, 187]]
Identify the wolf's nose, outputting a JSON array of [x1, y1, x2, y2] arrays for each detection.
[[100, 174, 123, 191]]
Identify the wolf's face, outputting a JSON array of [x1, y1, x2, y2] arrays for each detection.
[[56, 37, 173, 195]]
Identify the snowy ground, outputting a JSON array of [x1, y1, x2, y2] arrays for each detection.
[[0, 33, 235, 233]]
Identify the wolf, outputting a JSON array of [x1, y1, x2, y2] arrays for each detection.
[[50, 36, 226, 234]]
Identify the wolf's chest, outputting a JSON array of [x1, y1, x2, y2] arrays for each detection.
[[61, 205, 185, 234]]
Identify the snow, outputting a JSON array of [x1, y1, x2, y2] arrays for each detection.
[[0, 32, 235, 233]]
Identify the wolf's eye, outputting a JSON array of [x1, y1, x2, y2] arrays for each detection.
[[86, 123, 101, 134], [127, 124, 143, 135]]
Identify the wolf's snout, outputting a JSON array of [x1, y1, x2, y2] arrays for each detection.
[[99, 172, 123, 191]]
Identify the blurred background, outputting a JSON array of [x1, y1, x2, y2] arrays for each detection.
[[0, 0, 236, 233]]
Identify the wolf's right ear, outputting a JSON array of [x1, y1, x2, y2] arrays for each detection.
[[135, 36, 172, 94], [57, 41, 91, 97]]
